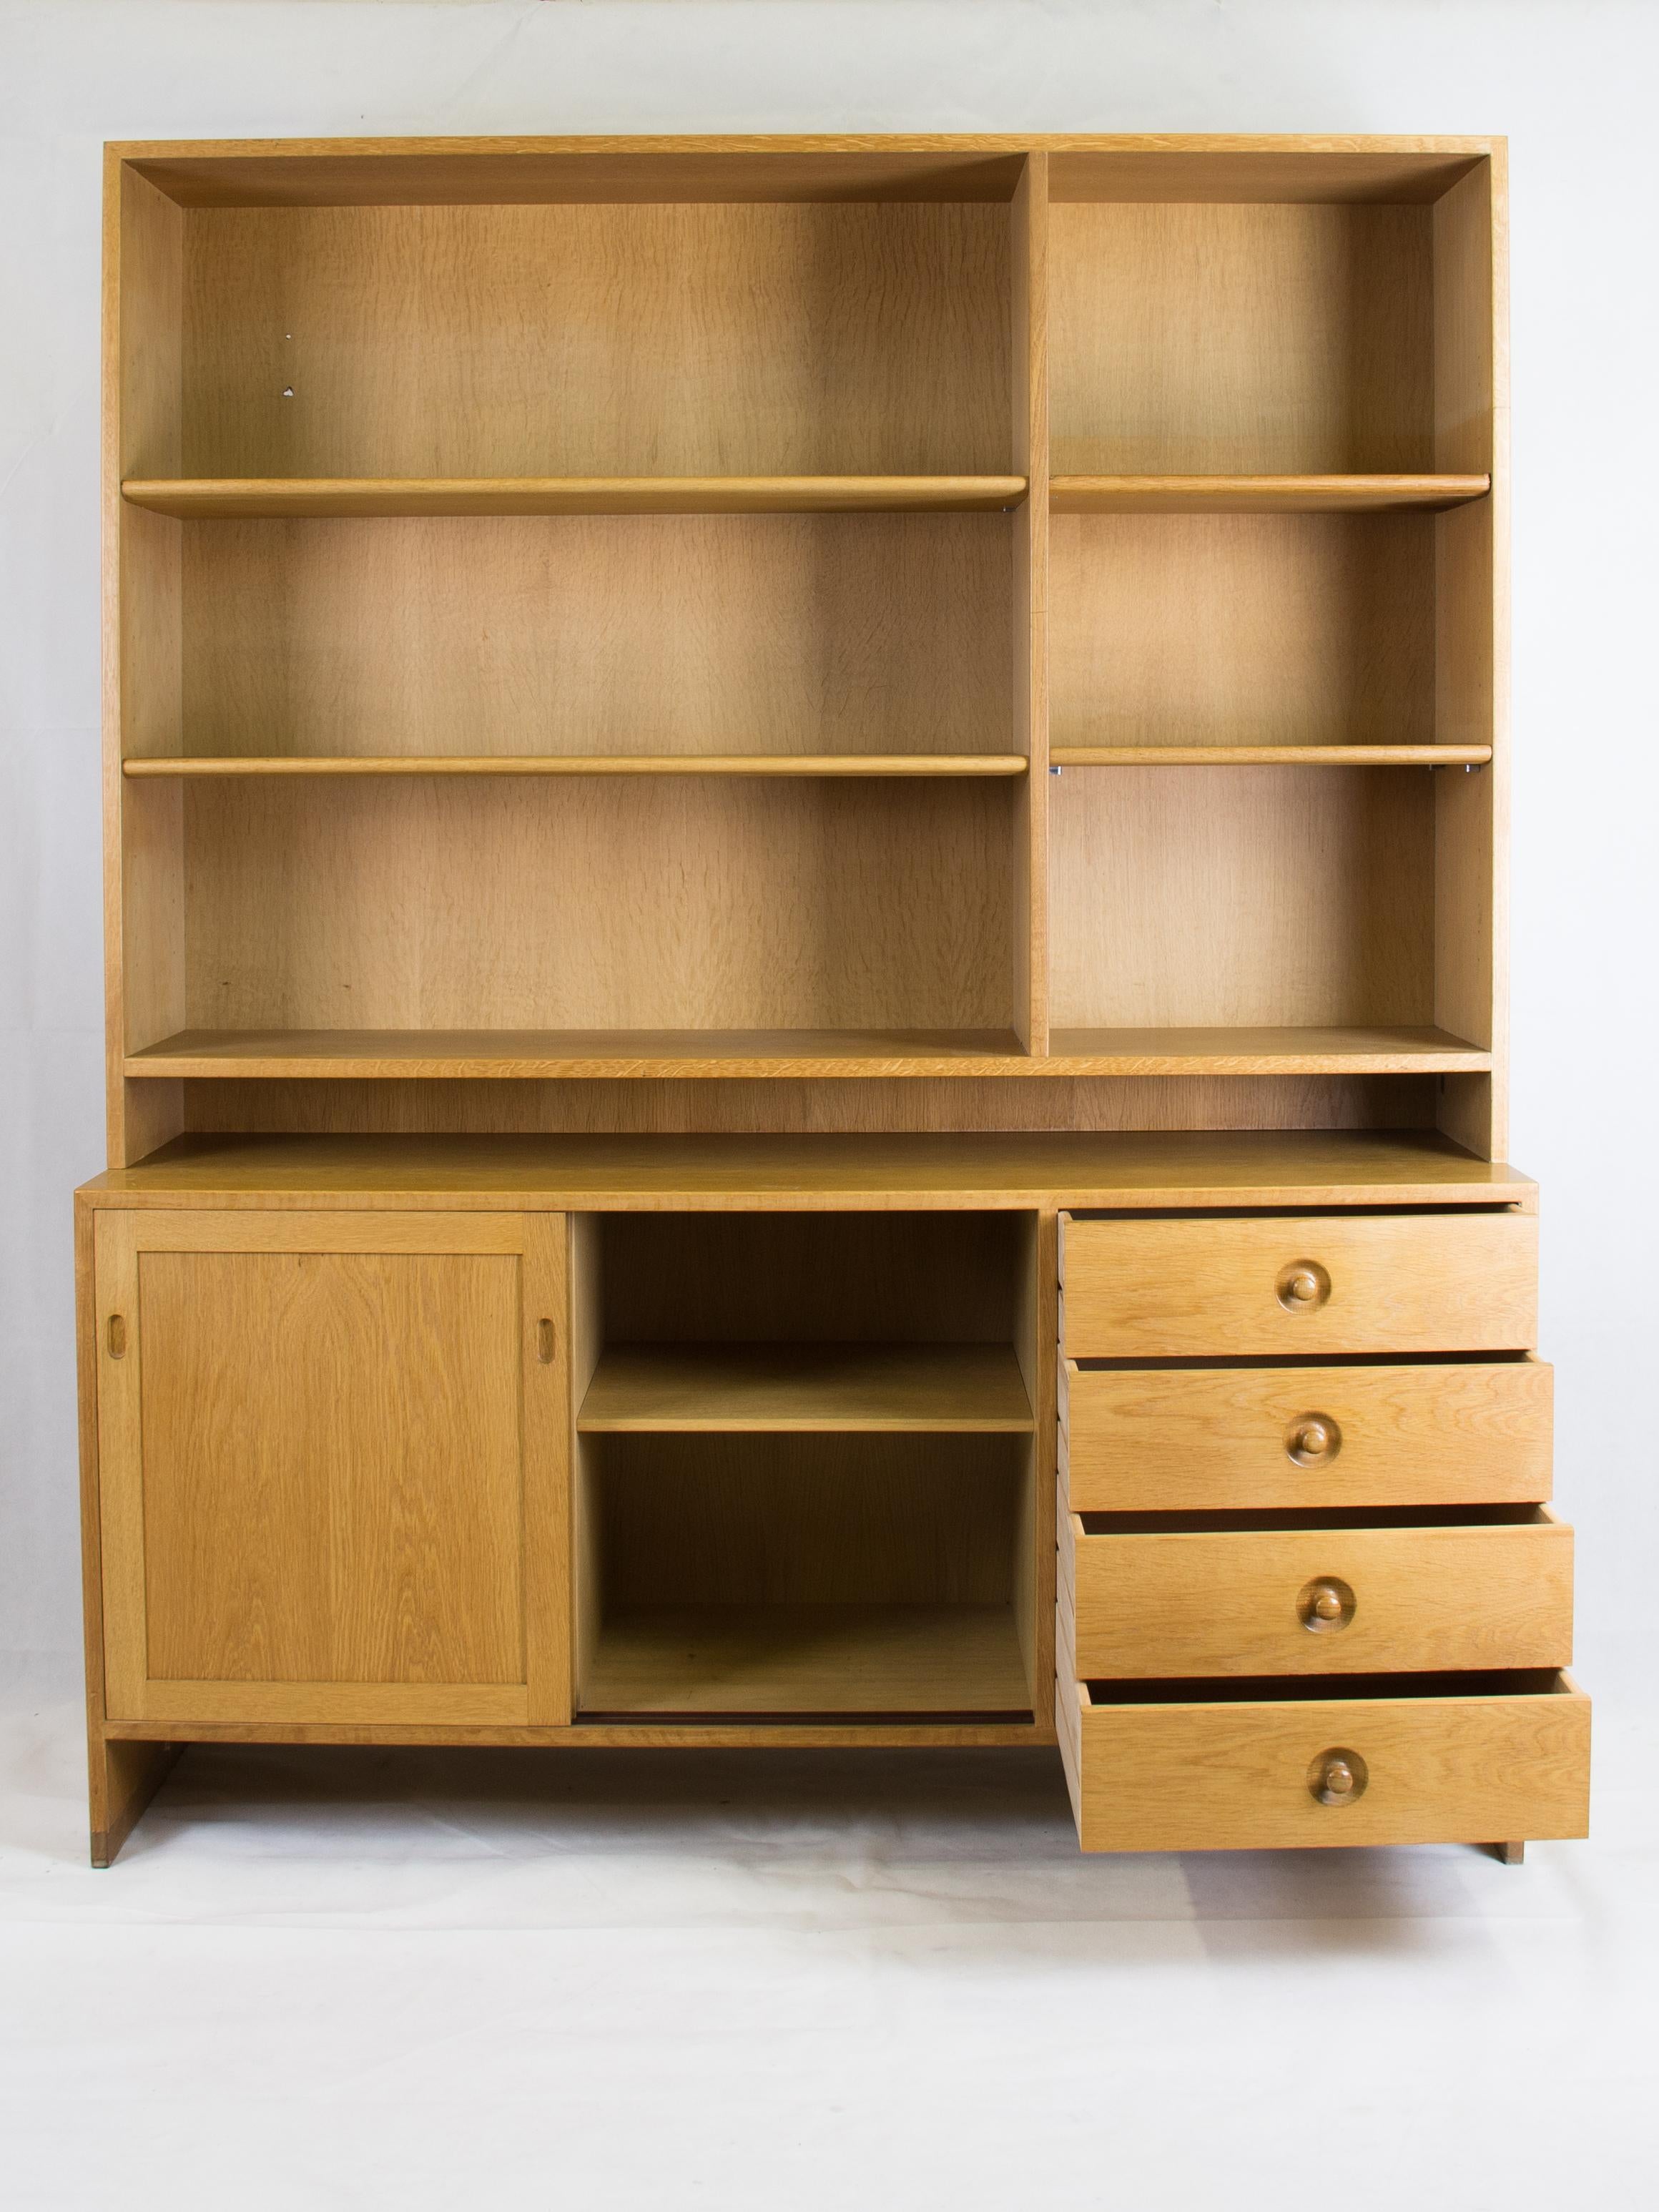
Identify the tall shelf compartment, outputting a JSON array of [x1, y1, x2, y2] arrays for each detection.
[[82, 137, 1578, 1869]]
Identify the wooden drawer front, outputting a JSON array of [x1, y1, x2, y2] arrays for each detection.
[[1058, 1674, 1591, 1852], [1064, 1513, 1572, 1678], [1060, 1211, 1537, 1357], [1063, 1361, 1553, 1510]]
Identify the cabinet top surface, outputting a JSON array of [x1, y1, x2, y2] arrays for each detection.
[[77, 1131, 1535, 1211]]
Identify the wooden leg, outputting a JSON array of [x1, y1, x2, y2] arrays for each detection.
[[1485, 1839, 1526, 1866], [90, 1737, 183, 1867]]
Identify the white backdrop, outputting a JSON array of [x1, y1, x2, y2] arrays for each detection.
[[2, 0, 1655, 1698]]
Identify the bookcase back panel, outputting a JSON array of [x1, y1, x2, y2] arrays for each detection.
[[177, 1076, 1439, 1136], [181, 202, 1012, 477], [1050, 201, 1434, 475], [591, 1433, 1023, 1607], [1050, 766, 1435, 1028], [599, 1211, 1022, 1344], [1051, 511, 1435, 747], [179, 513, 1013, 758], [174, 778, 1016, 1032]]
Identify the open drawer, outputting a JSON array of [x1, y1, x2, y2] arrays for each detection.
[[1060, 1503, 1574, 1678], [1055, 1669, 1591, 1852]]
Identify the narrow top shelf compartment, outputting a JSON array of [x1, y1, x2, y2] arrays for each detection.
[[579, 1343, 1034, 1433], [1048, 475, 1490, 513], [121, 476, 1030, 519]]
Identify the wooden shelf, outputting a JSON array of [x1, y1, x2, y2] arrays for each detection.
[[1043, 1027, 1491, 1074], [581, 1603, 1032, 1716], [1049, 474, 1490, 514], [1050, 746, 1492, 768], [123, 1025, 1488, 1078], [123, 754, 1028, 780], [122, 1026, 1488, 1078], [89, 1131, 1536, 1211], [579, 1343, 1033, 1433], [121, 475, 1030, 519]]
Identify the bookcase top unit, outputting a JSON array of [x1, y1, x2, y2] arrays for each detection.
[[103, 133, 1510, 1169]]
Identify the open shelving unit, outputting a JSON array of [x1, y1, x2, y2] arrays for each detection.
[[567, 1209, 1042, 1719], [106, 135, 1503, 1144]]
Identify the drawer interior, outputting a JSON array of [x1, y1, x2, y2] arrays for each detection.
[[1081, 1668, 1575, 1705]]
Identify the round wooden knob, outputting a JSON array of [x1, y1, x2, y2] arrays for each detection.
[[1276, 1259, 1331, 1314], [1286, 1269, 1321, 1304], [1309, 1746, 1369, 1805], [1296, 1574, 1355, 1633], [1296, 1418, 1332, 1457]]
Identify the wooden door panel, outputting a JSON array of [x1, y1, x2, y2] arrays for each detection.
[[94, 1210, 568, 1726]]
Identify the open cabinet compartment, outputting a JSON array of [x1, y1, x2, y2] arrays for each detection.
[[568, 1209, 1043, 1718]]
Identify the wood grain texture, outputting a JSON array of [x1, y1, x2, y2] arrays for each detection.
[[103, 1716, 1049, 1748], [1050, 203, 1433, 473], [1050, 770, 1437, 1030], [1063, 1359, 1554, 1510], [114, 134, 1495, 211], [124, 476, 1027, 517], [182, 203, 1010, 477], [1050, 474, 1486, 513], [1050, 748, 1490, 770], [94, 1209, 568, 1726], [128, 1031, 1030, 1079], [1042, 1028, 1485, 1073], [84, 1129, 1537, 1209], [164, 777, 1017, 1037], [581, 1605, 1030, 1716], [177, 513, 1012, 759], [578, 1343, 1033, 1431], [1065, 1508, 1573, 1676], [1012, 152, 1050, 1053], [125, 755, 1030, 780], [1069, 1674, 1588, 1852], [1050, 513, 1435, 748], [1061, 1209, 1539, 1357]]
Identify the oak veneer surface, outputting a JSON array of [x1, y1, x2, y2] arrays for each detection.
[[177, 513, 1012, 760], [1050, 203, 1434, 474], [162, 779, 1015, 1038], [126, 755, 1030, 780], [1048, 474, 1487, 512], [181, 204, 1010, 478], [1050, 513, 1435, 749], [1064, 1675, 1590, 1852], [82, 1129, 1537, 1208], [582, 1605, 1030, 1716], [1049, 770, 1436, 1031], [124, 475, 1028, 517], [1064, 1510, 1573, 1677], [1062, 1360, 1555, 1511], [579, 1344, 1033, 1431], [1062, 1209, 1539, 1357], [134, 1248, 525, 1686]]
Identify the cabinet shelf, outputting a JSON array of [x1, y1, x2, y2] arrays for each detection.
[[1050, 746, 1491, 768], [123, 1025, 1489, 1078], [124, 1028, 1033, 1078], [581, 1603, 1032, 1717], [1048, 474, 1490, 514], [579, 1343, 1034, 1433], [1043, 1027, 1491, 1074], [121, 475, 1030, 519], [123, 753, 1028, 780]]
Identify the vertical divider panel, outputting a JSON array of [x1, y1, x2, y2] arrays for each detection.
[[109, 157, 187, 1165], [523, 1212, 573, 1723], [1012, 153, 1051, 1055], [568, 1214, 605, 1706], [1011, 1208, 1058, 1718], [1432, 152, 1507, 1159]]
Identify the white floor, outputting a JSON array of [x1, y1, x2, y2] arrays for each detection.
[[2, 1687, 1655, 2211]]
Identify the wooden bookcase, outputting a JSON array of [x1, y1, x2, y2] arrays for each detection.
[[77, 135, 1587, 1867]]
